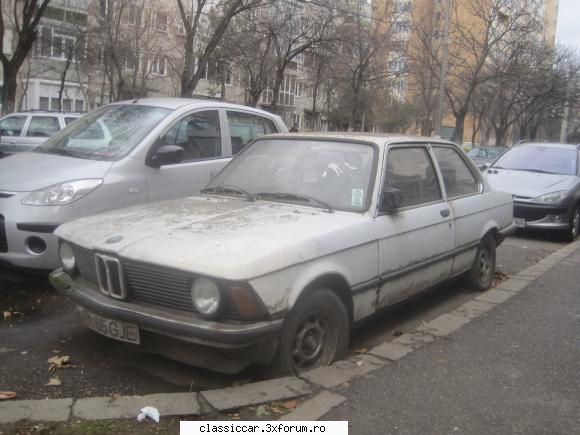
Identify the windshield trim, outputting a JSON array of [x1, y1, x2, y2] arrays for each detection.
[[206, 137, 380, 214]]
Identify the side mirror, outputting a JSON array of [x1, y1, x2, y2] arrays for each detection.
[[148, 145, 184, 168], [481, 162, 491, 170], [380, 188, 403, 212]]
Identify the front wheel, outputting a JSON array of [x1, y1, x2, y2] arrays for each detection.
[[465, 234, 496, 291], [270, 288, 349, 375], [566, 205, 580, 242]]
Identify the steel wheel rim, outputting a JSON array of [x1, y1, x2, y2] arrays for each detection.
[[478, 247, 492, 284], [291, 313, 333, 369]]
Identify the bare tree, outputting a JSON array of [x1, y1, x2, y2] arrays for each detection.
[[442, 0, 540, 142], [0, 0, 51, 114], [175, 0, 266, 98]]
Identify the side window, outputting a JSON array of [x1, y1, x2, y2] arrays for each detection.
[[26, 116, 60, 137], [433, 147, 479, 198], [384, 147, 442, 208], [227, 111, 279, 155], [160, 110, 222, 162], [0, 116, 27, 136]]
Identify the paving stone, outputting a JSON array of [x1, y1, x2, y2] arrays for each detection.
[[0, 398, 73, 424], [73, 392, 199, 420], [279, 391, 346, 421], [392, 332, 435, 347], [417, 313, 471, 337], [475, 289, 515, 304], [369, 341, 414, 361], [452, 300, 496, 319], [201, 377, 311, 411], [301, 355, 385, 388], [496, 278, 530, 293]]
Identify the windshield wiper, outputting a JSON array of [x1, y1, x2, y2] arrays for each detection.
[[524, 169, 558, 174], [200, 185, 256, 201], [255, 192, 334, 212]]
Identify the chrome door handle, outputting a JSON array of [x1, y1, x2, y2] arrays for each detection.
[[440, 209, 450, 218]]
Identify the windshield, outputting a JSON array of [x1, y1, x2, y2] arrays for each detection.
[[492, 146, 577, 176], [206, 139, 376, 212], [34, 104, 171, 161], [468, 148, 506, 159]]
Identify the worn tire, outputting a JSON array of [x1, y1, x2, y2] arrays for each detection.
[[566, 205, 580, 242], [465, 234, 496, 291], [269, 288, 349, 376]]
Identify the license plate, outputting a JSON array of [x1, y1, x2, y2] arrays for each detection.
[[78, 308, 140, 344], [513, 218, 526, 228]]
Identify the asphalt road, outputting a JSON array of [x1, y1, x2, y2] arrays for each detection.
[[0, 230, 569, 401]]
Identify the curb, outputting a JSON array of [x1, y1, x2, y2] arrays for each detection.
[[1, 240, 579, 425]]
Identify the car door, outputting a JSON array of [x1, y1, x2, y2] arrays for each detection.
[[145, 109, 231, 202], [376, 144, 455, 308], [23, 115, 61, 150], [431, 145, 485, 276], [0, 115, 28, 154]]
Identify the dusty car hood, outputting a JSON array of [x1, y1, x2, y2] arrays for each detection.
[[485, 169, 577, 198], [0, 152, 113, 192], [56, 196, 371, 280]]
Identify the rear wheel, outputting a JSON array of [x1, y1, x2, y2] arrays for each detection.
[[566, 205, 580, 242], [270, 288, 349, 375], [465, 234, 496, 291]]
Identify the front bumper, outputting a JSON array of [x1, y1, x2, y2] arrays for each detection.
[[513, 202, 570, 231], [0, 192, 79, 270], [50, 269, 284, 349]]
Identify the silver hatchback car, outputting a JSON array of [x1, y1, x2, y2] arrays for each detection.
[[0, 98, 287, 270], [0, 111, 81, 156]]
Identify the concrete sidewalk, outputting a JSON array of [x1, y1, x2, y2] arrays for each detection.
[[321, 244, 580, 433], [1, 241, 578, 431]]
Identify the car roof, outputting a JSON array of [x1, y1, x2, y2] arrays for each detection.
[[1, 111, 82, 117], [109, 97, 282, 118], [257, 131, 456, 147], [517, 142, 580, 150]]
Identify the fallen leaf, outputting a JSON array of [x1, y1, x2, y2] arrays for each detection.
[[354, 347, 368, 354], [392, 329, 403, 337], [48, 355, 71, 372], [45, 378, 61, 386], [0, 391, 16, 400], [231, 415, 240, 420], [282, 400, 298, 410], [355, 360, 364, 367], [52, 350, 61, 354], [256, 404, 270, 417], [270, 406, 283, 414], [3, 311, 11, 320], [109, 393, 121, 403]]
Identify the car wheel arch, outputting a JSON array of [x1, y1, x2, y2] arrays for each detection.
[[291, 273, 354, 327]]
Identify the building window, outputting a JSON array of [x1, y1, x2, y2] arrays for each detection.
[[128, 2, 142, 26], [151, 56, 166, 75], [176, 14, 190, 34], [36, 26, 79, 61], [39, 97, 49, 110], [75, 99, 84, 112], [261, 75, 296, 106], [155, 12, 168, 32]]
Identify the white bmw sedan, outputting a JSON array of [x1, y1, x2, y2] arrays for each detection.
[[50, 133, 513, 374]]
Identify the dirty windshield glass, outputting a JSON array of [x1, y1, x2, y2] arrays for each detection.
[[206, 139, 376, 212], [493, 146, 577, 176], [34, 105, 171, 161]]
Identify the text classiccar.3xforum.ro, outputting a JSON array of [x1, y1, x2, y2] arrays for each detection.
[[180, 421, 349, 434]]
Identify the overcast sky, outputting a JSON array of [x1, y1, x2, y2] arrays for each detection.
[[556, 0, 580, 49]]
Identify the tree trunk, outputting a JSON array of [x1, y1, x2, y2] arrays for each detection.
[[2, 67, 18, 115], [451, 110, 466, 143]]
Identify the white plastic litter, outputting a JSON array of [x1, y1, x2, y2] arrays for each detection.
[[137, 406, 160, 423]]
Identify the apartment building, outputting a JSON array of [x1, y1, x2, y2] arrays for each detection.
[[2, 0, 323, 133]]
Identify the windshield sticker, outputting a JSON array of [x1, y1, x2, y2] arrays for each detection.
[[351, 189, 364, 208]]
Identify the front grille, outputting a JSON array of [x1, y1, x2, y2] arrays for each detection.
[[0, 214, 7, 252], [513, 204, 566, 222], [71, 245, 240, 319]]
